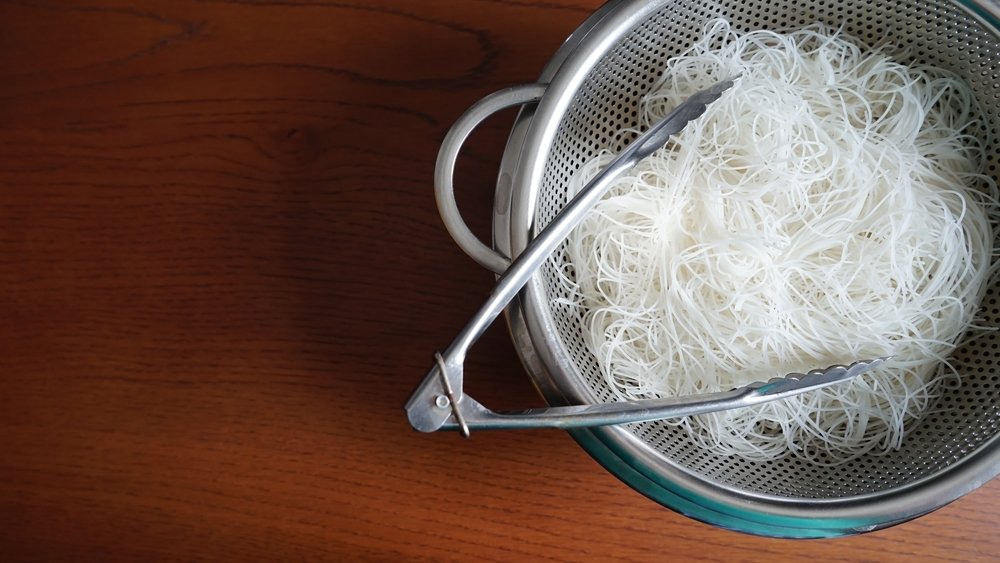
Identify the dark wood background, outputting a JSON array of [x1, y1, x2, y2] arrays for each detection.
[[2, 1, 998, 560]]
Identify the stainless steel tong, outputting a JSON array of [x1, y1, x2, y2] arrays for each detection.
[[405, 76, 885, 436]]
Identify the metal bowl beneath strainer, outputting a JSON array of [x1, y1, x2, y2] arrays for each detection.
[[438, 0, 1000, 537]]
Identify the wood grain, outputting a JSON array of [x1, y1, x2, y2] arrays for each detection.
[[1, 1, 998, 561]]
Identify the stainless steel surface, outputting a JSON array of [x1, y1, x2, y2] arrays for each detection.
[[484, 0, 1000, 537], [407, 78, 744, 434], [431, 358, 885, 431], [434, 83, 547, 274]]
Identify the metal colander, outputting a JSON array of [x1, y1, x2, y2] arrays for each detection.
[[433, 0, 1000, 537]]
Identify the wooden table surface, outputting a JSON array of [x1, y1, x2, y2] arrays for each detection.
[[2, 1, 999, 561]]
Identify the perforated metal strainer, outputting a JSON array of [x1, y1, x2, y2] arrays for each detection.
[[423, 0, 1000, 537]]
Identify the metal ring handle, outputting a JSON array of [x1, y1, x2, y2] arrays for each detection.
[[435, 83, 547, 274]]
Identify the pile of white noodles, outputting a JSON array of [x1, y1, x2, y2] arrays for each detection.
[[556, 20, 1000, 464]]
